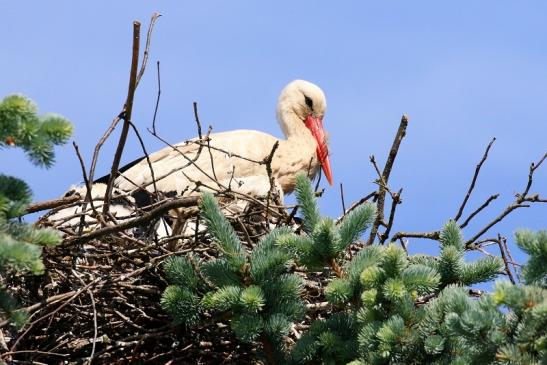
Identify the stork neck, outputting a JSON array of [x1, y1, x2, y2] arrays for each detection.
[[277, 108, 312, 140]]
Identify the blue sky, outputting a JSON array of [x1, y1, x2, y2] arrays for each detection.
[[1, 2, 545, 264]]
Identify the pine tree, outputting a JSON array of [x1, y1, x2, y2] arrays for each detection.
[[162, 174, 378, 363], [162, 174, 545, 364], [514, 230, 546, 287], [0, 94, 72, 326], [162, 192, 306, 363]]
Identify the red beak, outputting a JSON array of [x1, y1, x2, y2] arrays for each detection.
[[305, 115, 333, 185]]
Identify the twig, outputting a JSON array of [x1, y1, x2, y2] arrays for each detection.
[[366, 115, 409, 245], [103, 21, 141, 214], [339, 183, 346, 215], [398, 237, 408, 254], [148, 127, 219, 189], [72, 271, 98, 364], [24, 195, 81, 215], [69, 196, 200, 244], [88, 116, 123, 188], [127, 121, 160, 202], [473, 237, 500, 247], [10, 277, 101, 351], [205, 126, 218, 181], [151, 61, 161, 134], [264, 141, 280, 220], [496, 234, 516, 284], [284, 205, 299, 226], [369, 155, 385, 196], [135, 13, 161, 86], [380, 188, 402, 244], [465, 153, 546, 247], [1, 350, 68, 358], [502, 235, 521, 282], [191, 138, 264, 165], [0, 291, 79, 329], [314, 162, 322, 192], [73, 142, 102, 237], [193, 102, 203, 140], [329, 258, 345, 278], [465, 203, 531, 247], [390, 230, 440, 242], [336, 191, 377, 223], [454, 137, 496, 221], [459, 193, 499, 229], [86, 17, 161, 187], [521, 152, 546, 198]]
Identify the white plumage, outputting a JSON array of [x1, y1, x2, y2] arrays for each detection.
[[113, 79, 332, 197], [48, 80, 332, 238]]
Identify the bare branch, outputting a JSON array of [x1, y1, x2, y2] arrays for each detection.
[[459, 193, 499, 229], [127, 121, 160, 203], [465, 152, 546, 247], [496, 234, 516, 284], [69, 196, 200, 245], [336, 191, 377, 223], [193, 101, 203, 140], [103, 21, 141, 214], [521, 152, 546, 198], [380, 188, 402, 244], [366, 114, 409, 245], [136, 13, 161, 86], [502, 235, 521, 282], [72, 142, 98, 217], [339, 183, 346, 215], [390, 230, 440, 242], [263, 141, 280, 220], [151, 61, 161, 134], [24, 194, 81, 215], [454, 137, 496, 221]]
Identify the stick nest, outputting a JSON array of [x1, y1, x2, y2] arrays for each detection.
[[3, 195, 332, 364]]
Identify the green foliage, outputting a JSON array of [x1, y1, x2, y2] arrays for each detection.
[[294, 173, 321, 234], [200, 192, 246, 270], [163, 256, 200, 290], [514, 230, 547, 287], [293, 220, 544, 364], [160, 285, 201, 327], [290, 312, 358, 364], [161, 175, 546, 365], [163, 192, 310, 362], [338, 203, 377, 251], [285, 173, 376, 272], [0, 94, 72, 167], [426, 220, 504, 287], [0, 94, 71, 327]]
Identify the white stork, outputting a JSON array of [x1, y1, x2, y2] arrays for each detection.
[[47, 80, 332, 236], [109, 79, 332, 197]]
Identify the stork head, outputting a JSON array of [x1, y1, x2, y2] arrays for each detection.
[[277, 80, 333, 185]]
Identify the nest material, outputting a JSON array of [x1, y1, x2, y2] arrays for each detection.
[[2, 194, 331, 364]]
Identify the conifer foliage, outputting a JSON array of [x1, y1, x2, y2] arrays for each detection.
[[0, 94, 72, 326], [162, 174, 377, 362], [162, 192, 307, 361], [1, 95, 73, 167], [162, 174, 546, 364]]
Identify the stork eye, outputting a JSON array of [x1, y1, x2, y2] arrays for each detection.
[[304, 95, 313, 109]]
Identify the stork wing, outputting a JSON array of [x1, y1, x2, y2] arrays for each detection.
[[113, 130, 279, 195]]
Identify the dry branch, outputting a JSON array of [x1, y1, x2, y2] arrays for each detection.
[[103, 21, 141, 214], [24, 195, 81, 215], [465, 153, 546, 247], [454, 137, 496, 221], [366, 114, 408, 245], [69, 196, 200, 244]]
